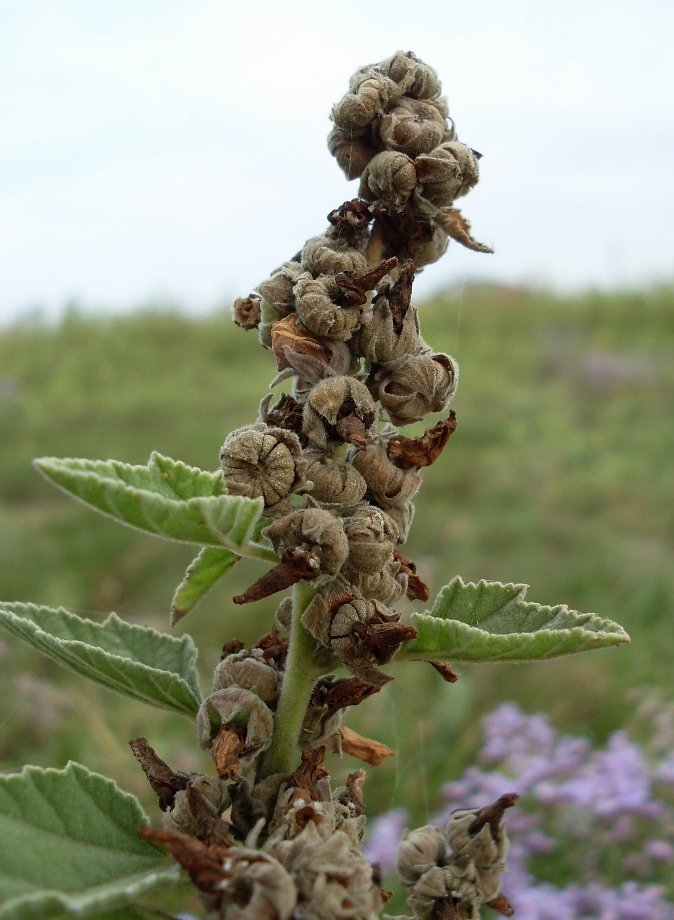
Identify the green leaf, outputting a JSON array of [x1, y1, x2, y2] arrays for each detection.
[[34, 452, 275, 558], [171, 545, 241, 626], [0, 602, 202, 716], [397, 577, 630, 663], [0, 762, 181, 919]]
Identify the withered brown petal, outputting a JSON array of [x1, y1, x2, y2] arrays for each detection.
[[435, 207, 494, 253], [128, 738, 187, 812], [339, 725, 394, 767], [271, 314, 328, 372], [312, 676, 381, 717], [468, 793, 520, 837], [233, 549, 319, 605], [430, 661, 460, 683], [387, 411, 457, 469], [352, 620, 417, 663], [335, 257, 398, 306], [211, 725, 246, 780], [388, 258, 415, 332], [486, 895, 515, 917], [290, 746, 330, 792], [326, 198, 372, 245], [140, 825, 229, 893]]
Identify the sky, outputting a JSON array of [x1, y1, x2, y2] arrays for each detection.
[[1, 0, 673, 323]]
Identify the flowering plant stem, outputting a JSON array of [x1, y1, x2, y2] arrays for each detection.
[[260, 580, 320, 778]]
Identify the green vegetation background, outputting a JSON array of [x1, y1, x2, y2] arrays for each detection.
[[1, 284, 672, 832]]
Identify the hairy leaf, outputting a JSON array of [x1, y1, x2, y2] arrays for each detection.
[[0, 762, 181, 919], [34, 453, 269, 554], [171, 546, 241, 626], [0, 602, 201, 716], [397, 577, 629, 663]]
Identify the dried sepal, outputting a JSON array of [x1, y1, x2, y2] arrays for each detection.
[[233, 294, 262, 330], [339, 725, 394, 766], [233, 548, 319, 605], [271, 313, 357, 382], [263, 507, 349, 579], [373, 352, 458, 426], [305, 450, 368, 506], [301, 235, 368, 277], [129, 738, 189, 811], [164, 776, 231, 844], [329, 596, 409, 686], [303, 376, 378, 450], [294, 273, 364, 342], [220, 422, 308, 515], [335, 257, 398, 307]]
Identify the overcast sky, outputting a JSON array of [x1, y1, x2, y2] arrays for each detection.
[[1, 0, 673, 322]]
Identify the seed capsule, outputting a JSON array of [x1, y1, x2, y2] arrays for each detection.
[[220, 423, 308, 516]]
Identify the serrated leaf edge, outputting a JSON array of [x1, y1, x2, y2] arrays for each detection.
[[0, 604, 202, 715], [397, 576, 630, 662], [0, 762, 182, 920], [34, 455, 265, 550]]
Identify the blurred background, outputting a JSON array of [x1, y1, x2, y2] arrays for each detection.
[[1, 0, 673, 886]]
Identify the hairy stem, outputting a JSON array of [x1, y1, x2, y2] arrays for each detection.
[[259, 580, 322, 777]]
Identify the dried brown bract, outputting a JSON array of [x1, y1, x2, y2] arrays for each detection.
[[387, 412, 457, 468]]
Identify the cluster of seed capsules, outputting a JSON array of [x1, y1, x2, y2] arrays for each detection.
[[134, 52, 514, 920], [395, 794, 518, 919], [225, 51, 491, 692]]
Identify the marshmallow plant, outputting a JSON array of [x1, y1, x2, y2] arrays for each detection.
[[0, 53, 629, 920]]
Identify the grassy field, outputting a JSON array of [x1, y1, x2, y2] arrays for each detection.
[[0, 283, 673, 833]]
